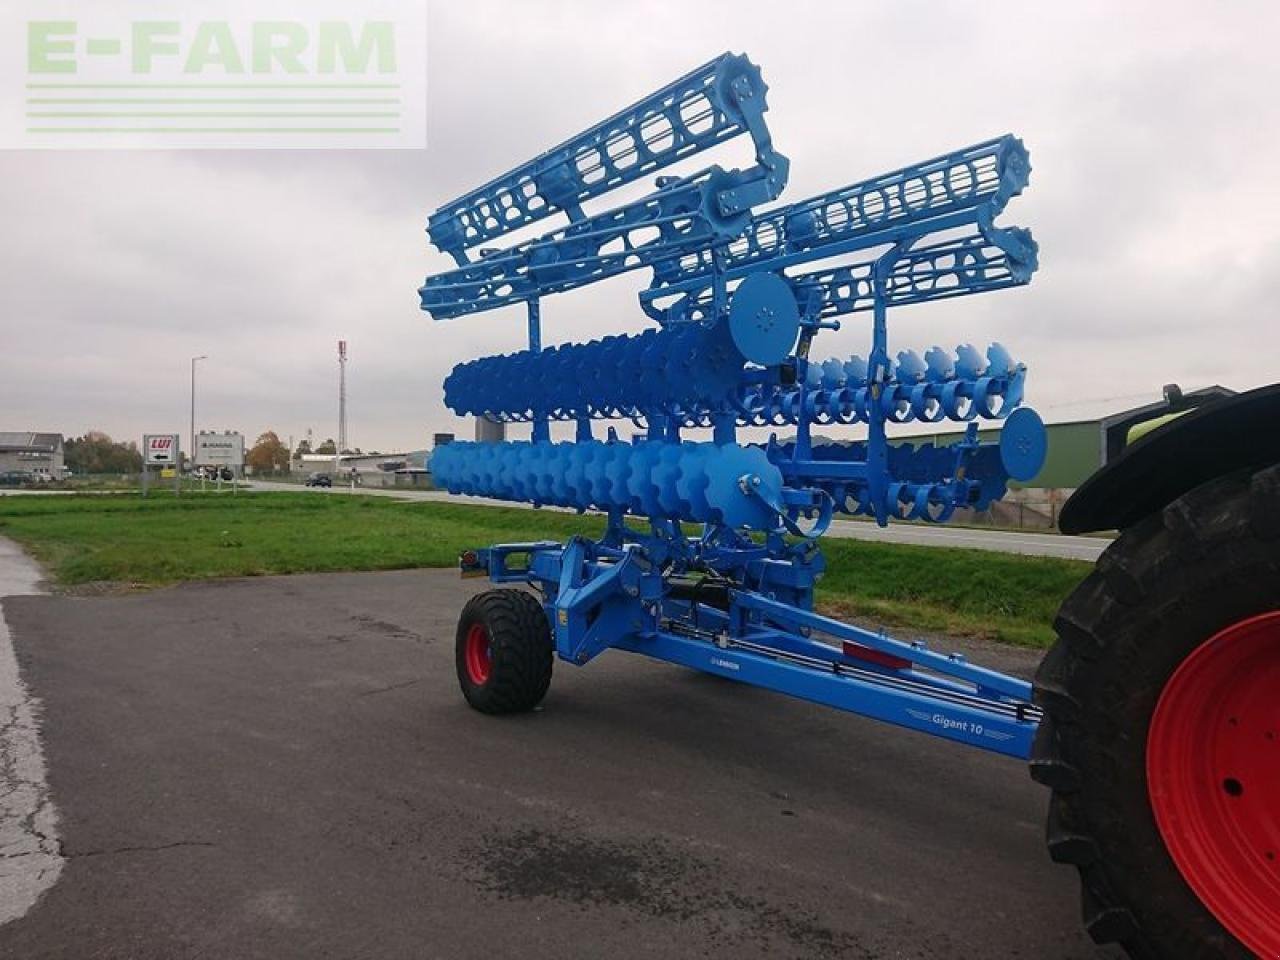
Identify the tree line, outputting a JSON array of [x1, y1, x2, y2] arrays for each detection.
[[64, 432, 142, 474]]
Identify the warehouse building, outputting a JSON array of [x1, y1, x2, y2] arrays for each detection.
[[940, 384, 1237, 489], [0, 432, 64, 479]]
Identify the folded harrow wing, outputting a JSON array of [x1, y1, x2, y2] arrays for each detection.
[[420, 53, 1280, 960]]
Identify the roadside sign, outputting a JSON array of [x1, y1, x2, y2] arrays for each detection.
[[143, 434, 181, 465], [141, 433, 181, 498], [194, 432, 245, 468]]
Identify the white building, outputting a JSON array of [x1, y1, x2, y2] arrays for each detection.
[[295, 450, 432, 486], [0, 432, 64, 478]]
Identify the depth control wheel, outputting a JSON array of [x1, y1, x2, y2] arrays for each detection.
[[455, 589, 553, 714], [1032, 466, 1280, 959]]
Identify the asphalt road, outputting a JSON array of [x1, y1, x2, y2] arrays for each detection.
[[0, 538, 62, 925], [248, 480, 1112, 562], [0, 569, 1117, 959]]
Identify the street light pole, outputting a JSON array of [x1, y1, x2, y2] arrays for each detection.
[[190, 355, 208, 469]]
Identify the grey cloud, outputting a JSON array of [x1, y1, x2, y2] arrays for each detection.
[[2, 0, 1277, 451]]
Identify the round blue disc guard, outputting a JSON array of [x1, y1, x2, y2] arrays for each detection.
[[728, 272, 800, 366]]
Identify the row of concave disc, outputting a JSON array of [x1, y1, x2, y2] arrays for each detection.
[[443, 321, 742, 420], [431, 439, 783, 530]]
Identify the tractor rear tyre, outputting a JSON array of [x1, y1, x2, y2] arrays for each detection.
[[1031, 465, 1280, 959], [455, 589, 553, 714]]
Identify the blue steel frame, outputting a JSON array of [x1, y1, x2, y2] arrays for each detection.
[[467, 535, 1040, 759], [426, 53, 1045, 759]]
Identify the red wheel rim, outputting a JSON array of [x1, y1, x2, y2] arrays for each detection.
[[1147, 610, 1280, 958], [464, 623, 492, 685]]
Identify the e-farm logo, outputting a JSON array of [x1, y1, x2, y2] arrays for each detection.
[[3, 1, 426, 149]]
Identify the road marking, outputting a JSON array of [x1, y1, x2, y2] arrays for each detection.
[[0, 537, 63, 925]]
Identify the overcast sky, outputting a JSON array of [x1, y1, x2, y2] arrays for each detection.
[[2, 1, 1278, 453]]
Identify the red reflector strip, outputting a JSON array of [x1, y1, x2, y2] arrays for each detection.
[[841, 641, 912, 671]]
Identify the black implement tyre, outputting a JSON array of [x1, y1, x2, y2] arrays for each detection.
[[456, 589, 553, 714], [1031, 466, 1280, 959]]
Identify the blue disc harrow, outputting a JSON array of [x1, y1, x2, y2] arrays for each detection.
[[422, 52, 1049, 759]]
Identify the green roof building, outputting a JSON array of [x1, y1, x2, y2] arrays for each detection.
[[908, 385, 1236, 489]]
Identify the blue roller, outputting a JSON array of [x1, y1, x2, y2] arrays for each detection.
[[636, 343, 1027, 431], [766, 434, 1033, 524], [443, 282, 801, 422], [432, 440, 786, 531], [443, 317, 745, 421]]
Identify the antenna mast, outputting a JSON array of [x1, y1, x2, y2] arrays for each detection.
[[338, 339, 348, 454]]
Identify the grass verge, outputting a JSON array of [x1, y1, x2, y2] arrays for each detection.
[[0, 492, 1090, 648]]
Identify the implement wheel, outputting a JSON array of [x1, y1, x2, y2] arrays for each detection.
[[455, 589, 553, 714], [1031, 465, 1280, 959]]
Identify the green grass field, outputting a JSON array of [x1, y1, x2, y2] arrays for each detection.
[[0, 492, 1090, 647]]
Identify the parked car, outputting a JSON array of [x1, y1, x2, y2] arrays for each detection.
[[0, 471, 32, 487], [193, 466, 235, 481], [305, 472, 333, 488]]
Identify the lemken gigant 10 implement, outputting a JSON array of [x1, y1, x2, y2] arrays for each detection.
[[421, 54, 1280, 959]]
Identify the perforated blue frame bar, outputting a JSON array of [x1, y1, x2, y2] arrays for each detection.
[[425, 52, 785, 264]]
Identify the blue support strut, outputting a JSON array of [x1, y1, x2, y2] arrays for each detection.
[[612, 629, 1038, 760]]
